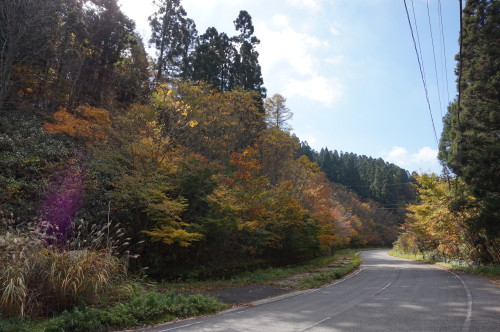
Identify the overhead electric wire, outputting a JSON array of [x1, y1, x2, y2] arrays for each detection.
[[437, 0, 451, 105], [410, 0, 428, 92], [403, 0, 440, 147], [426, 0, 445, 119], [434, 0, 453, 183], [348, 183, 414, 188], [457, 0, 463, 143]]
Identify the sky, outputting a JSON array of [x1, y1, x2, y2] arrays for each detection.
[[118, 0, 461, 175]]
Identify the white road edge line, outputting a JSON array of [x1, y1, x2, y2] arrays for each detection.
[[156, 320, 206, 332], [449, 271, 472, 332], [251, 263, 365, 309], [391, 253, 473, 332], [152, 266, 365, 332], [157, 261, 366, 331], [295, 263, 400, 332], [295, 316, 332, 332]]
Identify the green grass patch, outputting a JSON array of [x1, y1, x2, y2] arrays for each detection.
[[0, 291, 226, 332], [434, 263, 500, 278], [0, 318, 45, 332], [295, 254, 362, 289], [387, 251, 436, 264], [388, 251, 500, 278], [157, 249, 364, 293]]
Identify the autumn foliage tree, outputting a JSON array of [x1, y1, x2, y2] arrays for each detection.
[[44, 105, 111, 144], [392, 174, 500, 262]]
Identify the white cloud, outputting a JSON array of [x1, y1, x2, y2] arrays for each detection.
[[411, 147, 438, 163], [383, 146, 439, 171], [287, 0, 322, 10], [307, 136, 317, 144], [273, 14, 289, 27], [283, 76, 343, 106], [330, 27, 341, 36], [256, 23, 327, 76], [325, 55, 343, 65], [182, 0, 243, 8], [386, 146, 410, 165]]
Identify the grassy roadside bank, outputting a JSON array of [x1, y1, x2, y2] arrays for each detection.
[[157, 248, 363, 293], [388, 251, 500, 287], [0, 249, 364, 332], [0, 291, 226, 332]]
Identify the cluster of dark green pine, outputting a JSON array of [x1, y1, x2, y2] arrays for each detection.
[[149, 0, 266, 97]]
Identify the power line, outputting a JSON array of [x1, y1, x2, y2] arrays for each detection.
[[435, 0, 454, 182], [437, 0, 451, 105], [403, 0, 440, 147], [457, 0, 463, 143], [426, 0, 444, 119], [348, 183, 414, 188], [410, 0, 427, 92], [381, 203, 412, 205]]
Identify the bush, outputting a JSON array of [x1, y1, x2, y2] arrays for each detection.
[[0, 318, 41, 332], [44, 292, 225, 332], [0, 116, 75, 220]]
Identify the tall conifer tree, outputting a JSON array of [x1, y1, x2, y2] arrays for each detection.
[[149, 0, 197, 82], [439, 0, 500, 240]]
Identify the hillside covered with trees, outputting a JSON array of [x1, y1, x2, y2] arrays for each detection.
[[0, 0, 415, 319]]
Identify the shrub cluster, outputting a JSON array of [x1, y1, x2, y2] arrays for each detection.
[[44, 292, 225, 332]]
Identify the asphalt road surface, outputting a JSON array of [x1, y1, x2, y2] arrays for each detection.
[[134, 250, 500, 332]]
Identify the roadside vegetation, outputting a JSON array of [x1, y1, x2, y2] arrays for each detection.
[[0, 249, 362, 332], [156, 249, 362, 293], [0, 290, 225, 332], [388, 251, 500, 280]]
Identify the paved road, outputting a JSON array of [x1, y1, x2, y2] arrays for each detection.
[[135, 250, 500, 332]]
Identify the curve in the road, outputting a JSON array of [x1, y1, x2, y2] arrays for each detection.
[[132, 250, 500, 332]]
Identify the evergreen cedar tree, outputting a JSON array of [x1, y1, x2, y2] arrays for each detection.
[[189, 10, 266, 98], [438, 0, 500, 240], [148, 0, 197, 81], [149, 1, 266, 99]]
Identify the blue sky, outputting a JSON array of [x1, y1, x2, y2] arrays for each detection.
[[118, 0, 460, 174]]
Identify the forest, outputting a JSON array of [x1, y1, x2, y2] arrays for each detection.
[[0, 0, 417, 319], [1, 0, 498, 324]]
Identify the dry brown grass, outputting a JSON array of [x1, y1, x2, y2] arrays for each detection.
[[0, 211, 131, 317]]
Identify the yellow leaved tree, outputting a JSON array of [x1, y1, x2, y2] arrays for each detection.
[[395, 173, 477, 260], [91, 86, 203, 248]]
